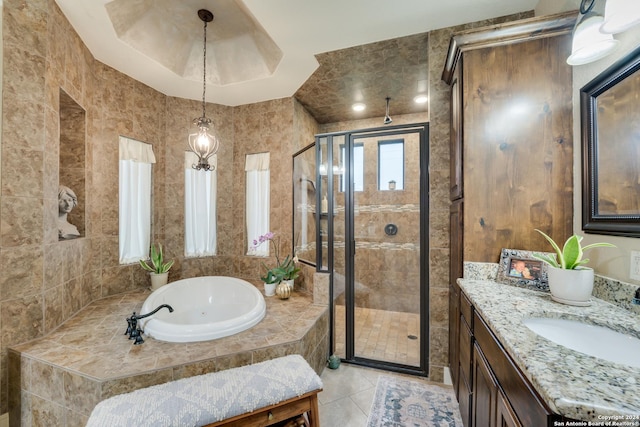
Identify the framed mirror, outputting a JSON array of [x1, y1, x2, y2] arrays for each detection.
[[581, 45, 640, 237]]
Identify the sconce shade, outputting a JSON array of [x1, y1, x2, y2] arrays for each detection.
[[601, 0, 640, 34], [567, 14, 618, 66]]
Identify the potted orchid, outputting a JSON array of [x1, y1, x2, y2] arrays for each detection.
[[252, 232, 299, 295]]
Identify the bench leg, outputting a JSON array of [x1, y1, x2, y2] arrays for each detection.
[[307, 394, 320, 427]]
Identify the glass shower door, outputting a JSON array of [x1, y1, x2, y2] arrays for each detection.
[[350, 128, 423, 368]]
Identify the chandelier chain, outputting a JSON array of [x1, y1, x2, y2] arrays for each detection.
[[202, 19, 207, 118]]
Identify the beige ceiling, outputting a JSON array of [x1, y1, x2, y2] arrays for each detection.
[[55, 0, 540, 122]]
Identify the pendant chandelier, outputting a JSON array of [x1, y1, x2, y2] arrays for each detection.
[[383, 97, 393, 125], [188, 9, 219, 171]]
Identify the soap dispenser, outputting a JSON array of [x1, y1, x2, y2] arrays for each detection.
[[321, 195, 328, 214]]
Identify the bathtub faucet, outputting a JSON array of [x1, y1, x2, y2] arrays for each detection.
[[125, 304, 174, 345]]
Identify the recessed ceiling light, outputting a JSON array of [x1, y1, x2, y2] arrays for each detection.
[[352, 103, 366, 112], [414, 94, 428, 104]]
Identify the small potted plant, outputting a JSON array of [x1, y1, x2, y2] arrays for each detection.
[[275, 255, 301, 291], [139, 243, 175, 291], [533, 229, 615, 305], [260, 268, 282, 297], [252, 231, 299, 296]]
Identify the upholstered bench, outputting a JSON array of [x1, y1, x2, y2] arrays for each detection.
[[86, 354, 323, 427]]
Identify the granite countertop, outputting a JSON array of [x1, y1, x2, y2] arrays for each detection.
[[458, 278, 640, 421]]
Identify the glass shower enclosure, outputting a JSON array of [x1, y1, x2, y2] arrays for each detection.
[[316, 123, 429, 376]]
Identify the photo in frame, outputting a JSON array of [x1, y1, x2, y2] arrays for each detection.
[[496, 248, 553, 291]]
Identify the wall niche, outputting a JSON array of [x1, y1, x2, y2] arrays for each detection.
[[58, 89, 86, 240]]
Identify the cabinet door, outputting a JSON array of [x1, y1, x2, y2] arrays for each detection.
[[472, 343, 497, 427], [449, 199, 463, 394], [450, 69, 463, 200], [462, 34, 573, 262], [458, 367, 472, 427], [497, 391, 522, 427], [449, 282, 460, 394]]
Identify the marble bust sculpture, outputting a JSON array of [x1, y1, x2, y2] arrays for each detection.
[[58, 185, 80, 240]]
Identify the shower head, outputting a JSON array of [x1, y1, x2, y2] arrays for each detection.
[[384, 97, 393, 125]]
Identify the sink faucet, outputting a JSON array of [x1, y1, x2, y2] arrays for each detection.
[[125, 304, 174, 345], [633, 287, 640, 305]]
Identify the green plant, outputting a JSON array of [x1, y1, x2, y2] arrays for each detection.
[[139, 243, 174, 274], [274, 255, 301, 281], [532, 229, 615, 270], [260, 268, 283, 285]]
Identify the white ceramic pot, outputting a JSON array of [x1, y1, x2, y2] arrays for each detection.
[[264, 282, 276, 297], [547, 266, 594, 306], [282, 279, 294, 291], [150, 272, 169, 291]]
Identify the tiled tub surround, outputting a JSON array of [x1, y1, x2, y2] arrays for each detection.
[[458, 278, 640, 421], [8, 288, 329, 426]]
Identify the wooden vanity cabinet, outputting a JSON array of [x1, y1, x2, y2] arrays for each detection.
[[456, 288, 562, 427]]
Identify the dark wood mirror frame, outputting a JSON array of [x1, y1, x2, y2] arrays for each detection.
[[581, 45, 640, 237]]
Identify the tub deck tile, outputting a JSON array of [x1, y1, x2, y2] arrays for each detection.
[[9, 286, 329, 425]]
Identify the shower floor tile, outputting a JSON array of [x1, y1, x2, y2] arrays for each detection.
[[333, 305, 420, 367]]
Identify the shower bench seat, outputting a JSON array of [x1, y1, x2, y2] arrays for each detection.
[[86, 354, 323, 427]]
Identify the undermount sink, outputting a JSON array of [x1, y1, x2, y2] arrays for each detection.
[[523, 317, 640, 368]]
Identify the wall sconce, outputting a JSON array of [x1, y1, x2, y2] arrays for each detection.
[[601, 0, 640, 34], [567, 0, 618, 66]]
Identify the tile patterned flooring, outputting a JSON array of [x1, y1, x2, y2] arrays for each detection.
[[318, 363, 446, 426], [334, 305, 421, 366]]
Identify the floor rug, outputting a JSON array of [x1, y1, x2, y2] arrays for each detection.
[[366, 375, 463, 427]]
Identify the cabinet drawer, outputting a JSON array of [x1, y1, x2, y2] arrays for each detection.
[[461, 291, 473, 327], [459, 316, 472, 387]]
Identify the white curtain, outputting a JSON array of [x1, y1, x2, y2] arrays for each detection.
[[119, 137, 156, 264], [246, 152, 270, 256], [185, 151, 217, 257]]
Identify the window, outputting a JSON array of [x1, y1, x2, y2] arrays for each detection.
[[378, 139, 404, 190], [245, 152, 270, 256], [185, 152, 217, 257], [340, 143, 364, 192], [119, 137, 155, 264]]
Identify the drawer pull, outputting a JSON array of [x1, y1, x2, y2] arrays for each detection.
[[268, 411, 274, 420]]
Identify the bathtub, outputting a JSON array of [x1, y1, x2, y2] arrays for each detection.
[[138, 276, 266, 343]]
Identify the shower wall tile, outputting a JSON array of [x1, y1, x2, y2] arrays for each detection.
[[43, 286, 64, 334], [1, 295, 43, 347], [3, 99, 46, 151], [3, 46, 46, 104], [430, 287, 449, 329], [429, 248, 449, 288], [0, 245, 44, 300], [0, 196, 43, 247], [3, 0, 48, 55]]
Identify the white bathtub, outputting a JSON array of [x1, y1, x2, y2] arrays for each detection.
[[138, 276, 266, 343]]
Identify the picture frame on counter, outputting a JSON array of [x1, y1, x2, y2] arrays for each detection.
[[496, 248, 553, 291]]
